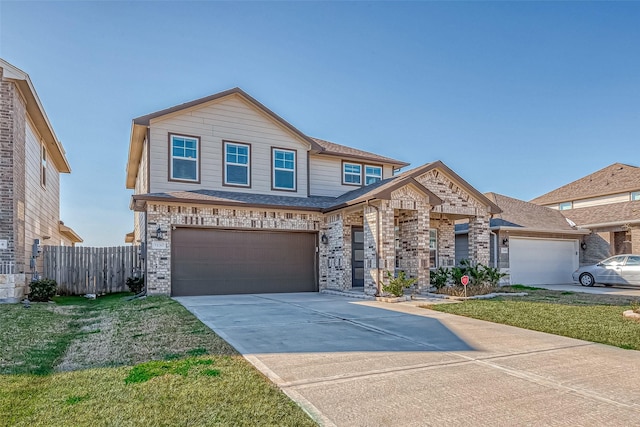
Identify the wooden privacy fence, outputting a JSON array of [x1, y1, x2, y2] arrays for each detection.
[[43, 246, 142, 295]]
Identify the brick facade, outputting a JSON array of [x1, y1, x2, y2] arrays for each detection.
[[142, 168, 493, 297], [0, 70, 28, 301]]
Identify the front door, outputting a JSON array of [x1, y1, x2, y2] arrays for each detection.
[[352, 226, 364, 288]]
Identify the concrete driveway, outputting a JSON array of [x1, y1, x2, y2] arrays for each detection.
[[533, 283, 640, 297], [176, 293, 640, 426]]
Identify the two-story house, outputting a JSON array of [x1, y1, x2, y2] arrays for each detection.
[[531, 163, 640, 264], [125, 88, 500, 297], [0, 58, 82, 302]]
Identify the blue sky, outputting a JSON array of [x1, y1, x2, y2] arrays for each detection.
[[1, 1, 639, 246]]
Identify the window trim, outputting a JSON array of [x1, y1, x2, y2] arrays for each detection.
[[558, 201, 573, 210], [364, 164, 383, 185], [342, 161, 363, 186], [429, 229, 438, 269], [223, 140, 251, 188], [271, 147, 297, 192], [40, 143, 47, 189], [168, 133, 201, 184]]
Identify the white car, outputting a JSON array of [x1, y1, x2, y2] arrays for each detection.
[[573, 255, 640, 287]]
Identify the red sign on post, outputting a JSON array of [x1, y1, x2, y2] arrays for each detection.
[[461, 275, 469, 286]]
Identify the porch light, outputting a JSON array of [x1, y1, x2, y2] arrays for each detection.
[[581, 242, 587, 250], [154, 227, 167, 240], [502, 238, 509, 246], [321, 234, 329, 245]]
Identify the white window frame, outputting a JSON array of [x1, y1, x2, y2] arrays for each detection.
[[169, 134, 199, 182], [365, 165, 382, 185], [559, 201, 573, 210], [272, 148, 296, 191], [429, 229, 438, 268], [343, 162, 362, 185], [224, 141, 250, 187]]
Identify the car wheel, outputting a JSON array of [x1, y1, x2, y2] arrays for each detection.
[[579, 273, 595, 287]]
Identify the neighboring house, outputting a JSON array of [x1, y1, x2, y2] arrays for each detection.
[[531, 163, 640, 264], [0, 58, 82, 302], [457, 193, 589, 285], [125, 88, 500, 297]]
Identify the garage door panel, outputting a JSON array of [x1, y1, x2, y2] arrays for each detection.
[[509, 238, 578, 285], [172, 228, 317, 296]]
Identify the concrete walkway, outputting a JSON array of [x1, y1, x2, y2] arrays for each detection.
[[176, 293, 640, 426]]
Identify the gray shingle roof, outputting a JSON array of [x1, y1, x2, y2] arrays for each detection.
[[311, 137, 409, 167], [485, 192, 577, 231], [531, 163, 640, 205]]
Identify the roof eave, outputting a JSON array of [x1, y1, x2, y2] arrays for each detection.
[[59, 223, 83, 243], [2, 60, 71, 173], [126, 122, 147, 189], [131, 194, 325, 212], [314, 150, 410, 168], [490, 225, 591, 235]]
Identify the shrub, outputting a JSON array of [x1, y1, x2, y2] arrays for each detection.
[[29, 278, 57, 302], [430, 267, 449, 289], [126, 276, 145, 294], [380, 270, 417, 297]]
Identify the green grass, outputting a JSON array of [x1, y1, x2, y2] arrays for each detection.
[[0, 295, 316, 426], [425, 287, 640, 351]]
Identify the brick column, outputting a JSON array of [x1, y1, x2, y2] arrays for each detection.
[[468, 214, 490, 265]]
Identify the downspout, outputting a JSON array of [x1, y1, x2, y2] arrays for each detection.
[[366, 200, 381, 295]]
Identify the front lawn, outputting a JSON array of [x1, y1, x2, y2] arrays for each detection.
[[0, 294, 316, 426], [424, 286, 640, 351]]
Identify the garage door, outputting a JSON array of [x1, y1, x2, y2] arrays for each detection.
[[171, 228, 317, 296], [509, 238, 578, 285]]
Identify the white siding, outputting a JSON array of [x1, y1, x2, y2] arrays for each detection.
[[309, 155, 394, 197], [24, 118, 64, 267], [148, 95, 309, 197]]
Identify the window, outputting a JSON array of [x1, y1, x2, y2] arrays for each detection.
[[224, 142, 250, 186], [626, 256, 640, 266], [272, 148, 296, 190], [365, 165, 382, 185], [170, 134, 199, 182], [559, 202, 573, 210], [41, 145, 47, 187], [429, 229, 438, 268], [343, 162, 362, 185], [631, 191, 640, 201]]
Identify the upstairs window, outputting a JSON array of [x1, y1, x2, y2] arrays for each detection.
[[272, 148, 296, 191], [559, 202, 573, 210], [170, 134, 199, 182], [343, 162, 362, 185], [365, 165, 382, 185], [41, 145, 47, 188], [224, 142, 250, 186], [631, 191, 640, 201]]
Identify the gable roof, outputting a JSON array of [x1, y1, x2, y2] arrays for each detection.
[[395, 161, 502, 214], [561, 200, 640, 228], [1, 58, 71, 173], [485, 192, 578, 231], [311, 137, 409, 168], [126, 87, 410, 189], [531, 163, 640, 205]]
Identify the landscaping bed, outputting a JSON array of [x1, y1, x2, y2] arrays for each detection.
[[422, 286, 640, 351], [0, 294, 316, 426]]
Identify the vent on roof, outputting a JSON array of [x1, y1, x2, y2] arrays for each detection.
[[565, 217, 577, 228]]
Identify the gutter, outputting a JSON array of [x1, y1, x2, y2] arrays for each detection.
[[490, 226, 592, 235], [575, 220, 640, 229]]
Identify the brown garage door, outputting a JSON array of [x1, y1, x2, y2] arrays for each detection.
[[171, 227, 317, 296]]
